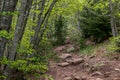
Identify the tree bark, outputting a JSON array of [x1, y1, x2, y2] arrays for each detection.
[[37, 11, 51, 43], [109, 0, 118, 37], [0, 0, 18, 77], [76, 11, 82, 38], [32, 0, 57, 50], [30, 0, 37, 42], [3, 0, 33, 79], [31, 0, 46, 50], [8, 0, 33, 61], [0, 0, 18, 57]]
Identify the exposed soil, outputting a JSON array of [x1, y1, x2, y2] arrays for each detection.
[[45, 43, 120, 80]]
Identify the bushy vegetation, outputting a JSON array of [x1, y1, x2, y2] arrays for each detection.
[[80, 8, 111, 42], [79, 1, 112, 43], [54, 16, 66, 45], [0, 0, 120, 80]]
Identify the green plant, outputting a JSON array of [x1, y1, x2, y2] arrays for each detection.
[[80, 2, 111, 43], [0, 30, 11, 39], [79, 45, 94, 55], [0, 56, 48, 80], [54, 16, 66, 45], [108, 36, 120, 52], [44, 75, 54, 80], [0, 75, 6, 79]]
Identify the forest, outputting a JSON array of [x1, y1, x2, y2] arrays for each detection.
[[0, 0, 120, 80]]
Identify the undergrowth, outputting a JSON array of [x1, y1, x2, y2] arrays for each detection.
[[79, 40, 110, 55], [79, 45, 94, 55]]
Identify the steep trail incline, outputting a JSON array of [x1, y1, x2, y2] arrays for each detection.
[[46, 43, 120, 80]]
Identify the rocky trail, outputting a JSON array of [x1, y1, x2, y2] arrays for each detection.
[[45, 43, 120, 80]]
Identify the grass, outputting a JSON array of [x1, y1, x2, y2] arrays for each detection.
[[79, 45, 95, 55], [79, 40, 110, 55]]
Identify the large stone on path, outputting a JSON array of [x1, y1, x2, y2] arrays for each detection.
[[95, 78, 103, 80], [58, 62, 70, 67], [64, 76, 80, 80], [91, 71, 102, 77], [115, 68, 120, 72], [66, 47, 75, 52], [114, 78, 120, 80], [81, 76, 87, 80], [64, 77, 72, 80], [54, 46, 65, 52], [66, 58, 84, 65], [73, 76, 80, 80], [59, 54, 72, 59]]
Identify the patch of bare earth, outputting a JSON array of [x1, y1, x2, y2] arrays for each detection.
[[44, 43, 120, 80]]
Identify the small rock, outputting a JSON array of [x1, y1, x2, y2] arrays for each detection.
[[85, 39, 95, 45], [114, 78, 120, 80], [67, 47, 75, 52], [54, 46, 65, 52], [51, 66, 57, 68], [59, 54, 72, 59], [104, 72, 111, 78], [89, 63, 105, 73], [81, 76, 87, 80], [58, 62, 70, 67], [115, 68, 120, 71], [89, 55, 96, 59], [84, 63, 90, 67], [64, 77, 72, 80], [65, 37, 70, 44], [113, 56, 119, 60], [96, 78, 103, 80], [66, 58, 84, 65], [91, 71, 102, 77], [80, 55, 84, 58], [73, 76, 80, 80]]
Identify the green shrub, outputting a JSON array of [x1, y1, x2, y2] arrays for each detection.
[[0, 37, 54, 80], [0, 56, 48, 80], [109, 36, 120, 52], [54, 16, 66, 45], [79, 45, 94, 55], [80, 7, 111, 43]]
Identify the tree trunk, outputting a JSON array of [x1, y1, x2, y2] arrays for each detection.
[[32, 0, 57, 50], [0, 0, 18, 57], [3, 0, 33, 79], [30, 0, 37, 42], [37, 11, 50, 43], [8, 0, 33, 61], [76, 11, 82, 37], [31, 0, 46, 50], [109, 0, 118, 37], [0, 0, 18, 77]]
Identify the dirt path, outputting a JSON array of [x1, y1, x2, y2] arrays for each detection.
[[46, 43, 120, 80]]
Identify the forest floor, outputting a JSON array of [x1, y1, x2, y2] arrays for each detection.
[[45, 42, 120, 80]]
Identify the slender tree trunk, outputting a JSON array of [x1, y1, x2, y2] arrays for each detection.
[[37, 1, 56, 44], [0, 0, 18, 57], [0, 1, 2, 12], [32, 0, 37, 29], [31, 0, 46, 50], [114, 19, 118, 36], [76, 11, 82, 37], [3, 0, 33, 80], [27, 0, 57, 58], [30, 0, 37, 42], [8, 0, 33, 61], [32, 0, 57, 50], [37, 12, 51, 43], [0, 0, 18, 77], [109, 0, 118, 37]]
